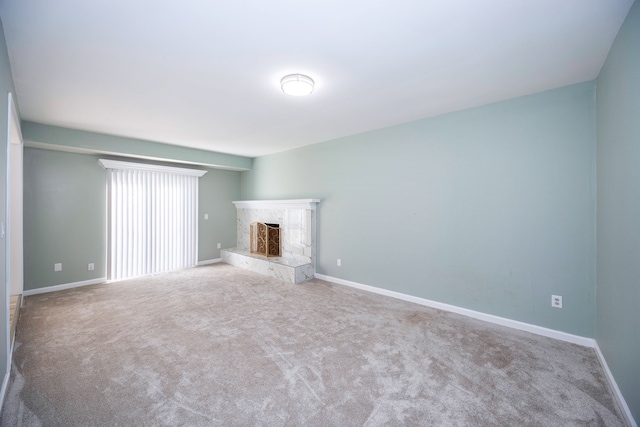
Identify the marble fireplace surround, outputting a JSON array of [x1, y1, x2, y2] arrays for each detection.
[[221, 199, 320, 284]]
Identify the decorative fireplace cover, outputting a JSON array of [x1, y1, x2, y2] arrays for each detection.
[[250, 222, 281, 257]]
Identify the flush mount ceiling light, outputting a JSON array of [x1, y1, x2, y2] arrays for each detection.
[[280, 74, 314, 96]]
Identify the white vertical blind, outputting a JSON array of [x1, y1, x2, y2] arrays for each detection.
[[103, 161, 204, 281]]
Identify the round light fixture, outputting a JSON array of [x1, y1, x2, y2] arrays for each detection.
[[281, 74, 314, 96]]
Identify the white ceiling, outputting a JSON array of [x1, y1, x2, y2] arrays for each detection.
[[0, 0, 634, 158]]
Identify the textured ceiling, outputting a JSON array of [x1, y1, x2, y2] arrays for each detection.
[[0, 0, 634, 157]]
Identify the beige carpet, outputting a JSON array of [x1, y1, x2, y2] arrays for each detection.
[[0, 264, 627, 426]]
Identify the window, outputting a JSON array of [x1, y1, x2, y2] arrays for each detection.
[[99, 160, 206, 281]]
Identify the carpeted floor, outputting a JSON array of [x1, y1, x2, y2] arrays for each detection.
[[0, 264, 627, 426]]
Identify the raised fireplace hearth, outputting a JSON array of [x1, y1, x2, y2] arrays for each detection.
[[221, 199, 320, 283]]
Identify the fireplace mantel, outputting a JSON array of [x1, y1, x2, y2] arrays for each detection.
[[232, 199, 320, 210]]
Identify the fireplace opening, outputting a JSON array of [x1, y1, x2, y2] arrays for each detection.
[[250, 222, 281, 257]]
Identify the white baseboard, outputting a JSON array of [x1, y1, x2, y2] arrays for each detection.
[[594, 343, 638, 427], [314, 273, 595, 347], [23, 278, 106, 296], [197, 258, 221, 266], [0, 370, 9, 415]]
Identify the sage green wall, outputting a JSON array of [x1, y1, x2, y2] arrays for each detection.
[[197, 165, 240, 261], [24, 147, 241, 291], [242, 82, 597, 338], [24, 148, 106, 289], [0, 16, 17, 398], [596, 1, 640, 422]]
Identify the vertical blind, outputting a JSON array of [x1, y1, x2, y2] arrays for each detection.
[[102, 160, 206, 281]]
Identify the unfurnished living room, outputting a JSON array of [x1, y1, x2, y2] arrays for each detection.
[[0, 1, 638, 426]]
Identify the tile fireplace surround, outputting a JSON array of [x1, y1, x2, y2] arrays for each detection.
[[221, 199, 320, 284]]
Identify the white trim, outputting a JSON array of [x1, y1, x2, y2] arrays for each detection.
[[8, 94, 22, 145], [0, 371, 9, 415], [23, 278, 106, 296], [98, 159, 207, 177], [4, 92, 21, 400], [197, 258, 221, 266], [314, 273, 595, 348], [232, 199, 320, 210], [594, 342, 638, 427]]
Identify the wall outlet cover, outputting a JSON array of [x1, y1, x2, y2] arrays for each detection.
[[552, 295, 563, 309], [88, 263, 95, 271], [54, 263, 62, 272]]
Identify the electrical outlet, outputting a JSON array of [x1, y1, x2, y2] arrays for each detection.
[[204, 214, 209, 220], [551, 295, 563, 309], [337, 259, 342, 267], [217, 243, 221, 249], [54, 263, 62, 272], [88, 263, 95, 271]]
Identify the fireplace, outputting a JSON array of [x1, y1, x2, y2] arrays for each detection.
[[250, 222, 281, 257], [221, 199, 320, 284]]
